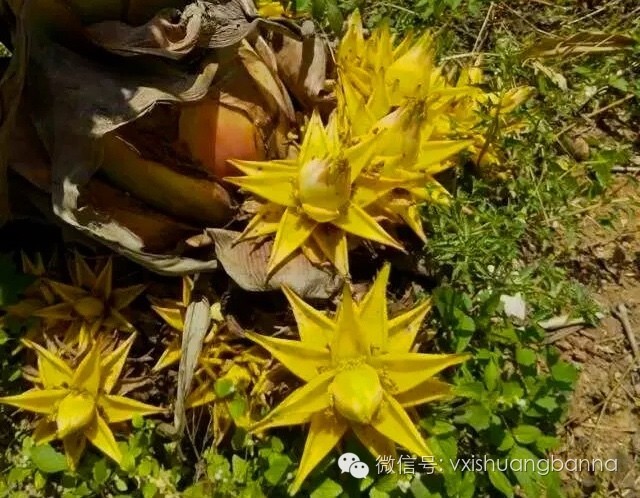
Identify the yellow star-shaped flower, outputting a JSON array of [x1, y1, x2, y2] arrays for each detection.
[[226, 112, 413, 276], [246, 263, 469, 494], [0, 336, 163, 470]]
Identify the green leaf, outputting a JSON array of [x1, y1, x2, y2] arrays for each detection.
[[324, 0, 343, 34], [550, 361, 578, 386], [534, 396, 558, 412], [487, 467, 514, 497], [455, 403, 491, 432], [534, 435, 560, 452], [508, 446, 543, 498], [310, 478, 343, 498], [92, 458, 109, 485], [483, 360, 500, 391], [142, 483, 157, 498], [228, 396, 247, 421], [232, 455, 249, 483], [513, 425, 542, 444], [264, 454, 291, 485], [515, 348, 537, 367], [454, 381, 485, 401], [29, 444, 68, 474], [497, 432, 515, 452], [214, 378, 235, 398]]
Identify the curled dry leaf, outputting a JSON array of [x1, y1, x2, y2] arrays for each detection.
[[270, 29, 335, 114], [207, 229, 343, 299], [85, 7, 202, 60], [523, 32, 635, 59], [9, 109, 199, 255]]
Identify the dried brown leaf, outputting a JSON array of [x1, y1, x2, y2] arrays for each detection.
[[207, 228, 342, 299], [523, 32, 635, 59]]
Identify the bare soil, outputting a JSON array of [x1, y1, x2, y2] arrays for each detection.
[[556, 177, 640, 497]]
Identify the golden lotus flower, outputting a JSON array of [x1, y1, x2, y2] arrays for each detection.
[[0, 336, 163, 469], [149, 276, 225, 372], [150, 277, 273, 443], [226, 111, 414, 275], [246, 264, 469, 494], [34, 254, 145, 348], [337, 11, 533, 171]]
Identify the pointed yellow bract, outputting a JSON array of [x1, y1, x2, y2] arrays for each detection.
[[0, 337, 163, 470], [226, 112, 410, 275], [247, 264, 469, 495], [336, 10, 533, 174], [149, 277, 275, 445], [33, 253, 145, 349]]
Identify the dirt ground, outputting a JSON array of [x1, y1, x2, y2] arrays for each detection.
[[555, 177, 640, 497]]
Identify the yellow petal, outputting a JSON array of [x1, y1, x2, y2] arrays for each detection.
[[236, 204, 284, 241], [310, 226, 349, 276], [387, 299, 431, 352], [299, 110, 329, 165], [229, 159, 298, 176], [331, 285, 369, 361], [185, 382, 217, 409], [151, 305, 184, 332], [344, 134, 378, 182], [63, 433, 87, 471], [181, 276, 193, 306], [356, 263, 390, 351], [372, 352, 469, 395], [57, 392, 96, 438], [21, 252, 45, 276], [71, 342, 102, 395], [226, 174, 296, 208], [415, 140, 473, 171], [33, 302, 74, 320], [352, 423, 396, 458], [22, 339, 73, 388], [93, 258, 113, 300], [395, 379, 454, 407], [333, 203, 403, 251], [245, 332, 330, 382], [84, 414, 122, 465], [152, 339, 182, 372], [0, 389, 67, 414], [71, 252, 96, 288], [110, 284, 146, 310], [288, 412, 348, 496], [281, 286, 333, 348], [267, 208, 317, 275], [351, 175, 411, 208], [33, 419, 58, 445], [371, 392, 431, 457], [47, 281, 88, 303], [101, 333, 137, 394], [99, 394, 164, 424], [251, 370, 334, 432]]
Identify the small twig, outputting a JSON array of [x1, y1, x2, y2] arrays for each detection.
[[584, 94, 635, 119], [499, 2, 555, 37], [586, 361, 636, 452], [612, 166, 640, 174], [472, 2, 494, 55], [580, 423, 636, 433], [612, 304, 640, 363], [440, 52, 498, 61], [539, 314, 590, 332], [566, 0, 622, 25]]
